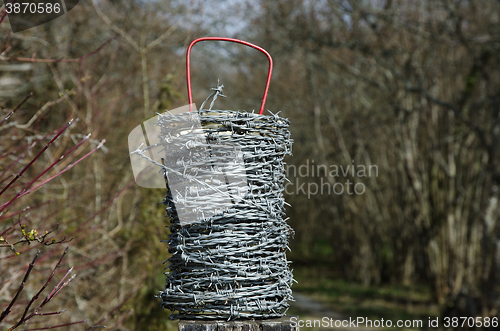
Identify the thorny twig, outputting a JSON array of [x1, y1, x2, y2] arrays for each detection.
[[4, 248, 77, 331]]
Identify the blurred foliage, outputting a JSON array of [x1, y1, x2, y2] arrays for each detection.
[[1, 0, 500, 330]]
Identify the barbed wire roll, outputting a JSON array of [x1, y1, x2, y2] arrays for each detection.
[[158, 85, 295, 320]]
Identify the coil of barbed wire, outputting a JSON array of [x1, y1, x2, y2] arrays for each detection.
[[154, 83, 294, 320]]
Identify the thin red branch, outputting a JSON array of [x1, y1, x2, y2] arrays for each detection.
[[0, 133, 91, 208], [10, 248, 73, 330], [0, 1, 19, 26], [9, 139, 106, 202], [0, 199, 55, 222], [0, 250, 39, 323], [0, 211, 29, 237], [0, 93, 33, 126], [45, 273, 75, 302], [32, 309, 66, 316], [0, 142, 36, 182], [0, 119, 74, 211], [0, 128, 59, 161], [46, 266, 74, 299], [17, 248, 67, 323]]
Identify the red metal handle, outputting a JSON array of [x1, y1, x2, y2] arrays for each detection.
[[186, 37, 273, 115]]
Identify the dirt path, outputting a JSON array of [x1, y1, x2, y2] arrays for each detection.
[[291, 292, 346, 319], [290, 292, 372, 330]]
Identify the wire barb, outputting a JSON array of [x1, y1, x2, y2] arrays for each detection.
[[155, 84, 294, 320]]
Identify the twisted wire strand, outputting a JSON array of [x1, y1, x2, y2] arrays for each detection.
[[148, 85, 294, 320]]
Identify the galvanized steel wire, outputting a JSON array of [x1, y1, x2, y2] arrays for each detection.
[[142, 84, 294, 320]]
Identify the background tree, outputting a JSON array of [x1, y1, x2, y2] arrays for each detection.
[[241, 0, 500, 317], [2, 0, 500, 329]]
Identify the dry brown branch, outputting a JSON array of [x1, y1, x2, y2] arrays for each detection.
[[0, 37, 117, 63]]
